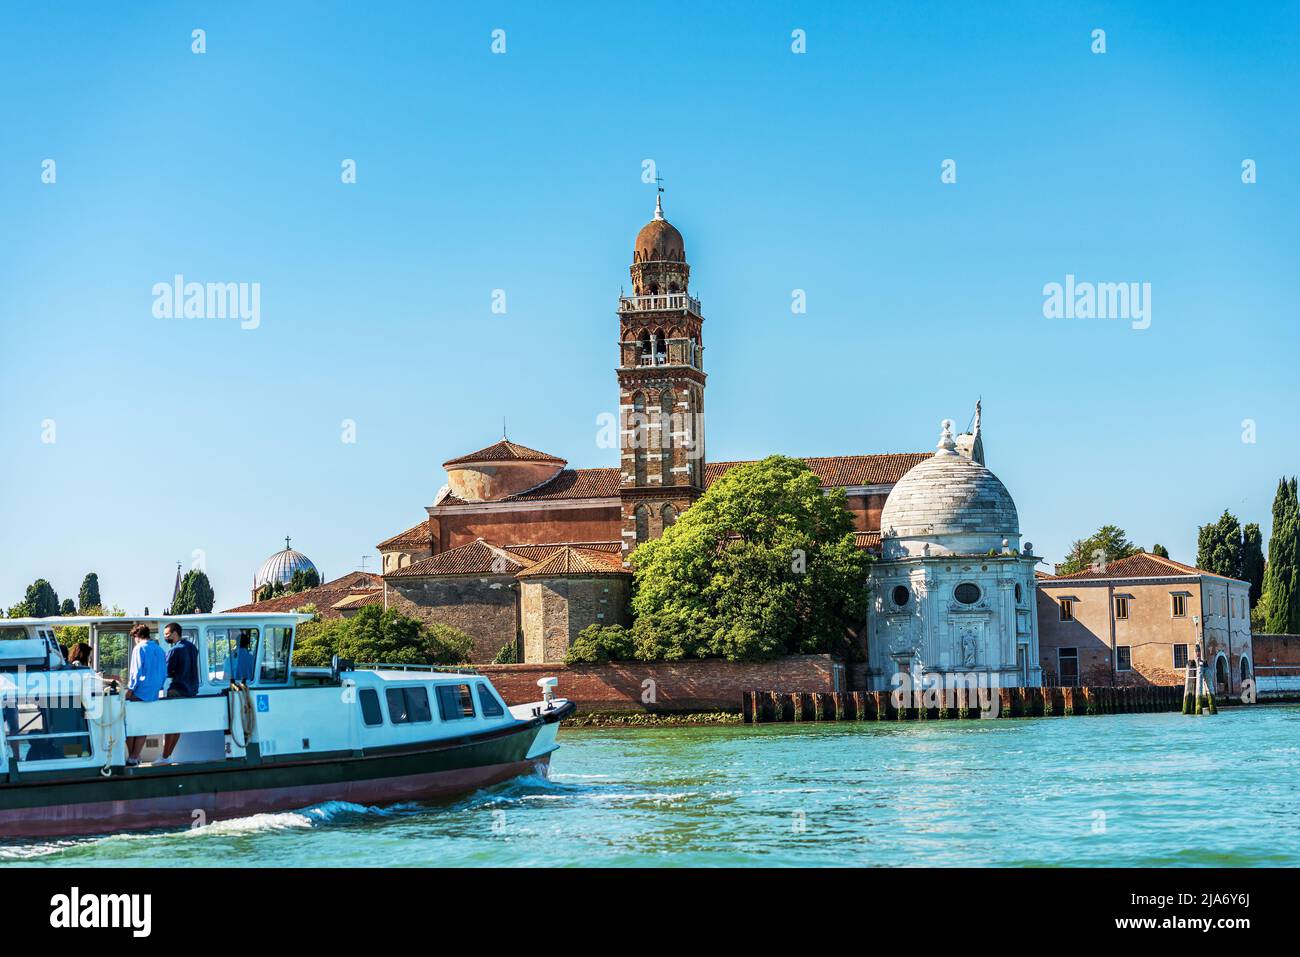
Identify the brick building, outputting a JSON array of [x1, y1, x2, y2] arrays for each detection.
[[363, 195, 950, 663], [1036, 553, 1252, 694]]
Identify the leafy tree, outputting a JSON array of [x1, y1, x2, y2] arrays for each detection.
[[492, 640, 519, 664], [172, 569, 215, 615], [59, 598, 76, 615], [287, 568, 321, 593], [292, 605, 473, 667], [1197, 510, 1243, 580], [1241, 523, 1265, 607], [565, 623, 635, 664], [1057, 525, 1139, 575], [629, 456, 871, 662], [1263, 477, 1300, 634], [255, 583, 274, 602], [13, 579, 61, 618], [1151, 544, 1170, 559], [77, 573, 101, 612]]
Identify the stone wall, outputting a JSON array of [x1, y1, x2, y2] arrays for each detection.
[[520, 576, 630, 663], [477, 654, 844, 712], [384, 576, 517, 663], [432, 503, 620, 553]]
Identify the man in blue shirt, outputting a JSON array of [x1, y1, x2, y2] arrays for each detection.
[[125, 624, 166, 765], [160, 622, 200, 764], [228, 633, 256, 684]]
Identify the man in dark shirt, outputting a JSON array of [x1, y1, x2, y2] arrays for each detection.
[[160, 622, 201, 763]]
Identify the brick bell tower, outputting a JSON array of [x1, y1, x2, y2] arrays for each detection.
[[617, 193, 707, 563]]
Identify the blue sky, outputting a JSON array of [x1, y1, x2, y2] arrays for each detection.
[[1, 1, 1296, 613]]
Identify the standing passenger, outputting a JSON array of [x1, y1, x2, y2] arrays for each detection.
[[124, 624, 166, 765], [159, 623, 200, 764]]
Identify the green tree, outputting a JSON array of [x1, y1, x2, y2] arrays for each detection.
[[172, 569, 215, 615], [1241, 523, 1265, 607], [1263, 477, 1300, 634], [1197, 510, 1243, 580], [629, 456, 871, 662], [13, 579, 61, 618], [1151, 544, 1170, 559], [1057, 525, 1139, 575], [292, 605, 473, 667], [565, 623, 635, 664], [287, 568, 321, 593], [77, 573, 101, 612], [59, 598, 76, 615], [492, 640, 519, 664]]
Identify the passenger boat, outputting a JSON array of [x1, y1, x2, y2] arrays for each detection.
[[0, 613, 572, 838]]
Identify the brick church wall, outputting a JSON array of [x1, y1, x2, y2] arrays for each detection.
[[434, 504, 620, 552], [477, 654, 842, 712], [521, 577, 631, 663], [384, 576, 517, 663]]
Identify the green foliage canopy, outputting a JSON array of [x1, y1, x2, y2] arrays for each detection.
[[628, 455, 871, 661], [172, 569, 215, 615]]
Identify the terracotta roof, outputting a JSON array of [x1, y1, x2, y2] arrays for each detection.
[[854, 531, 882, 550], [438, 467, 620, 506], [223, 571, 383, 620], [705, 453, 930, 489], [516, 546, 629, 579], [1041, 552, 1248, 583], [385, 539, 532, 578], [502, 541, 621, 563], [443, 440, 566, 468], [376, 520, 432, 551]]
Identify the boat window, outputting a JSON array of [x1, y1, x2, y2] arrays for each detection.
[[3, 701, 91, 762], [358, 688, 383, 727], [0, 626, 26, 641], [385, 686, 432, 725], [95, 628, 132, 684], [207, 627, 260, 684], [436, 683, 476, 721], [261, 626, 293, 684], [477, 683, 505, 718]]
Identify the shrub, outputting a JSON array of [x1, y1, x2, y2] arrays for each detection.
[[565, 623, 635, 664]]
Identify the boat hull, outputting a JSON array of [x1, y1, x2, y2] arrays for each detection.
[[1, 711, 565, 839]]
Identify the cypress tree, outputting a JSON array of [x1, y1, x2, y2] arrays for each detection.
[[78, 572, 101, 612], [1196, 510, 1242, 579], [1241, 523, 1265, 607], [1151, 543, 1169, 559], [1262, 478, 1300, 634], [172, 569, 216, 615]]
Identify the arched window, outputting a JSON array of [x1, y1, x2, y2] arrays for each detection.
[[653, 330, 666, 364], [1240, 656, 1251, 684], [631, 392, 647, 486], [635, 505, 650, 544], [662, 504, 677, 529], [1215, 655, 1230, 693]]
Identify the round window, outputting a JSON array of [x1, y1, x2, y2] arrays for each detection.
[[892, 585, 910, 608], [954, 583, 981, 605], [1014, 583, 1023, 603]]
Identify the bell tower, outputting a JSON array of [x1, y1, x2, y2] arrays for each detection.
[[617, 194, 707, 563]]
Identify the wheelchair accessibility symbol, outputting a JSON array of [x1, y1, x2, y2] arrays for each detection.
[[256, 694, 269, 713]]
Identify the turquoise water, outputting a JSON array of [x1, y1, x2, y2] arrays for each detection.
[[5, 705, 1298, 867]]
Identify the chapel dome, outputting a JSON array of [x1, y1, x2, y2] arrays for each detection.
[[254, 539, 318, 589], [633, 196, 685, 262], [879, 420, 1019, 559]]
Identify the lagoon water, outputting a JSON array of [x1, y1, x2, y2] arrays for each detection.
[[5, 705, 1298, 867]]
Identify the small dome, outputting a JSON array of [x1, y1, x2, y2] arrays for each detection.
[[255, 539, 318, 589], [880, 420, 1019, 559], [633, 196, 685, 262]]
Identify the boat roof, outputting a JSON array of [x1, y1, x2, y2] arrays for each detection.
[[0, 612, 314, 627]]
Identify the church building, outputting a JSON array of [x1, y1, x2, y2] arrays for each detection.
[[368, 196, 1017, 669]]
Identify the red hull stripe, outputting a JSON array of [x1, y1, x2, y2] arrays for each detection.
[[0, 755, 550, 839]]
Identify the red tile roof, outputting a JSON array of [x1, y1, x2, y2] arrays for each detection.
[[385, 539, 532, 578], [1041, 552, 1247, 583], [438, 467, 620, 506], [443, 440, 566, 467], [854, 531, 882, 550], [223, 571, 383, 620], [376, 519, 432, 551], [502, 541, 621, 563], [516, 546, 629, 578], [705, 453, 930, 489]]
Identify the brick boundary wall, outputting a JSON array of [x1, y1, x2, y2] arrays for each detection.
[[476, 655, 841, 713], [1251, 634, 1300, 673]]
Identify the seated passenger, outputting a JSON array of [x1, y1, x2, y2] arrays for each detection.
[[228, 634, 255, 684], [159, 623, 200, 764], [66, 642, 93, 668], [124, 624, 166, 766]]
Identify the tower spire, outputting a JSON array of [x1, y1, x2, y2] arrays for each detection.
[[653, 192, 664, 221]]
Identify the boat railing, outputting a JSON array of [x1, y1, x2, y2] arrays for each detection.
[[354, 662, 482, 676]]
